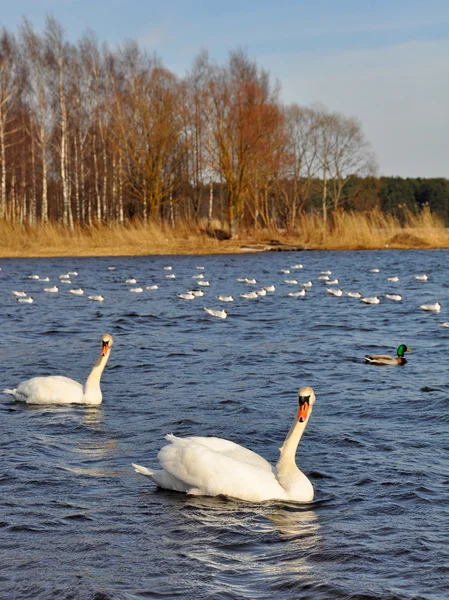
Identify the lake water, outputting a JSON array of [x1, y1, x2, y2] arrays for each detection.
[[0, 249, 448, 600]]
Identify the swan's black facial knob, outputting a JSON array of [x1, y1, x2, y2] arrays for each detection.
[[297, 396, 310, 422]]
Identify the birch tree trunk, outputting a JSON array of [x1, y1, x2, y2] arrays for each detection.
[[57, 50, 72, 227], [0, 120, 6, 219]]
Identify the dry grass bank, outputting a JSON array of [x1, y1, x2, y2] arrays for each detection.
[[297, 208, 449, 250], [0, 209, 448, 258]]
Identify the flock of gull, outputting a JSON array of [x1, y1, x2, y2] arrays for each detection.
[[1, 254, 447, 503], [9, 262, 445, 323]]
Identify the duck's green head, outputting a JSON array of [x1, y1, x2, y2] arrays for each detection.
[[397, 344, 412, 357]]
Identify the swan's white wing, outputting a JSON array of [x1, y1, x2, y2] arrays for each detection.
[[182, 436, 274, 472], [158, 435, 285, 502], [14, 376, 83, 404]]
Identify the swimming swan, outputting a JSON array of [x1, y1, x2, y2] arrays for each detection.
[[132, 386, 316, 503], [2, 334, 113, 405]]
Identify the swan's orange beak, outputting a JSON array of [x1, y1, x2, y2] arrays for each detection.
[[101, 341, 109, 356], [297, 400, 309, 423]]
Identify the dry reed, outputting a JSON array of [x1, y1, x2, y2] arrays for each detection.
[[0, 209, 448, 258]]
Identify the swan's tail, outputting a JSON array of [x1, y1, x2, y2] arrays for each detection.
[[132, 463, 154, 478], [2, 388, 16, 396]]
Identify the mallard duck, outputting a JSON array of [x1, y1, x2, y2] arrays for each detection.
[[365, 344, 412, 365]]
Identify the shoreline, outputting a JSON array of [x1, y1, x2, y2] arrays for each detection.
[[0, 240, 446, 260]]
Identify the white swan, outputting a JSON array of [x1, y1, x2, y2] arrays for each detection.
[[69, 288, 84, 295], [385, 293, 402, 302], [216, 295, 234, 302], [2, 334, 113, 405], [17, 296, 33, 304], [178, 292, 195, 300], [12, 291, 27, 297], [44, 285, 59, 293], [132, 386, 316, 503]]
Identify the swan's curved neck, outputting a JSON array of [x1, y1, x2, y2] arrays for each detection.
[[84, 348, 111, 398], [276, 413, 310, 473]]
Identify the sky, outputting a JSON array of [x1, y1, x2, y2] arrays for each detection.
[[3, 0, 448, 179]]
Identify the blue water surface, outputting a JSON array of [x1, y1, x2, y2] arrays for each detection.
[[0, 249, 448, 599]]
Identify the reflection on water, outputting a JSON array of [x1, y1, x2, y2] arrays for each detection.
[[266, 506, 320, 541], [82, 406, 105, 428]]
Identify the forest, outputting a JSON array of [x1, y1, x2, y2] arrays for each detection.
[[0, 16, 448, 237]]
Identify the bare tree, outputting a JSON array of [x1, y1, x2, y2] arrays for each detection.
[[112, 46, 185, 220], [205, 50, 284, 236], [0, 29, 20, 218], [45, 17, 73, 227], [326, 113, 377, 208], [312, 106, 378, 220], [21, 18, 51, 222], [184, 50, 210, 221]]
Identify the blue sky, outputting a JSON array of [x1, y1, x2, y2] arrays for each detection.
[[3, 0, 448, 178]]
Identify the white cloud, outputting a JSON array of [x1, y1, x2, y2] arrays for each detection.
[[261, 39, 449, 178]]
